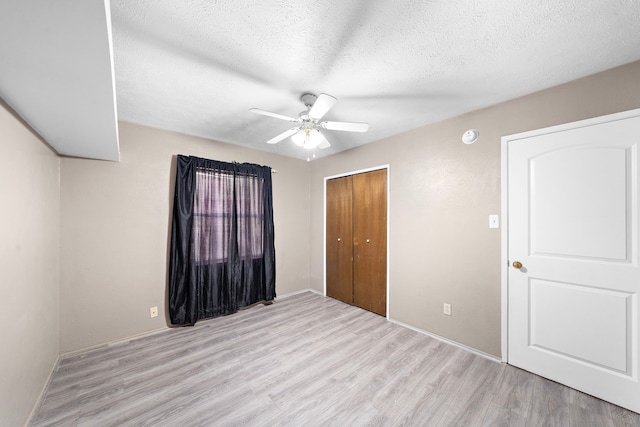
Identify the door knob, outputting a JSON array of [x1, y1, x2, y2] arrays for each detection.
[[512, 261, 523, 269]]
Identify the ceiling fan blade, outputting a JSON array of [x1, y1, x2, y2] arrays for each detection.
[[321, 121, 369, 132], [250, 108, 299, 122], [308, 93, 337, 120], [266, 127, 299, 144]]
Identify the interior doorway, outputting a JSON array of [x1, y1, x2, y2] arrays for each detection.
[[501, 109, 640, 413]]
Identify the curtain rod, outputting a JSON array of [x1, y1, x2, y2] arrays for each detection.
[[195, 167, 277, 175]]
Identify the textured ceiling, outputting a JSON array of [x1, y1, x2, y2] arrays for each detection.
[[110, 0, 640, 160], [2, 1, 640, 161]]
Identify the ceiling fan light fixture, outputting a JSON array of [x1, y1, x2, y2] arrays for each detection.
[[291, 128, 324, 149], [307, 129, 325, 149], [291, 129, 306, 147]]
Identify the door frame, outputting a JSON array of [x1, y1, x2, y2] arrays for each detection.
[[500, 108, 640, 363], [323, 164, 390, 319]]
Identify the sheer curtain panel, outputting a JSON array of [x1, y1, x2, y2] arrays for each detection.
[[169, 155, 276, 325]]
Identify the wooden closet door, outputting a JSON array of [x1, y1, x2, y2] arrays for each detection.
[[326, 175, 353, 305], [352, 169, 387, 316]]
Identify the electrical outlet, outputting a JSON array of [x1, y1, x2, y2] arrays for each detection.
[[149, 306, 158, 318], [443, 303, 452, 316]]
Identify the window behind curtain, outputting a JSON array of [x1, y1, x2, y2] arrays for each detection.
[[192, 169, 265, 265]]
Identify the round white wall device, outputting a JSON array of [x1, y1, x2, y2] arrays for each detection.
[[462, 129, 479, 144]]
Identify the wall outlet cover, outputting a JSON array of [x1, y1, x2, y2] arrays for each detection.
[[443, 303, 452, 316]]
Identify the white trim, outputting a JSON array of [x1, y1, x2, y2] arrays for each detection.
[[25, 356, 61, 425], [501, 108, 640, 143], [386, 166, 391, 318], [61, 290, 318, 359], [60, 327, 168, 359], [323, 165, 391, 320], [500, 135, 509, 363], [389, 318, 502, 363], [276, 288, 323, 299], [324, 164, 390, 181], [280, 290, 501, 363], [500, 107, 640, 365], [323, 178, 327, 296]]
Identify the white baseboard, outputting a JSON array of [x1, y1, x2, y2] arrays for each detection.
[[61, 290, 323, 359], [280, 290, 501, 363], [388, 318, 502, 363], [26, 355, 61, 425], [276, 288, 323, 299], [62, 290, 323, 358], [60, 326, 169, 359]]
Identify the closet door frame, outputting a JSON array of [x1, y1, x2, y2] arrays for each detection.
[[323, 164, 390, 319]]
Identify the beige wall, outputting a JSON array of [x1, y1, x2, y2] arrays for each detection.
[[60, 122, 310, 352], [0, 101, 60, 426], [309, 61, 640, 357], [4, 61, 640, 424]]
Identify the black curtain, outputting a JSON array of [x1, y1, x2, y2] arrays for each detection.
[[169, 155, 275, 325]]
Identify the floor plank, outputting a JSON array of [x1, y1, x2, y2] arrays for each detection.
[[30, 291, 640, 426]]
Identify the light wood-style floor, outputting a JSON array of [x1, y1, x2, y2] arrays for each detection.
[[31, 291, 640, 426]]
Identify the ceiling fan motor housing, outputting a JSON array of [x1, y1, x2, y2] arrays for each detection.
[[300, 93, 317, 108]]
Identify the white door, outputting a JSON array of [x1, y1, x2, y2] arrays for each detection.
[[506, 109, 640, 413]]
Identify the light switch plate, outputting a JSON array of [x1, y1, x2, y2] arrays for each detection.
[[489, 214, 499, 229]]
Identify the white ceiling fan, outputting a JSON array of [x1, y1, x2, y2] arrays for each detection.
[[250, 93, 369, 150]]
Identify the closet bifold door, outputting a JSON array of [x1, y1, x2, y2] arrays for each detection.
[[353, 169, 387, 316], [326, 175, 354, 305]]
